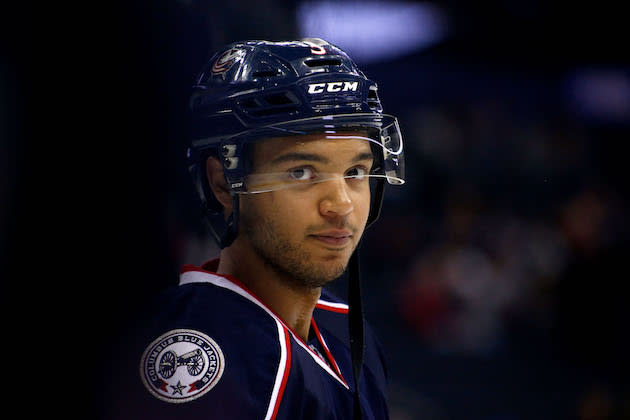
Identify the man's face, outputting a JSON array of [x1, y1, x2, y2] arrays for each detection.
[[238, 132, 373, 289]]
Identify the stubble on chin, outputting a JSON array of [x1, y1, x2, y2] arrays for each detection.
[[240, 209, 352, 290]]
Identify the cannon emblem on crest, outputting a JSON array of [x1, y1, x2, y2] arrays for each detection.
[[158, 349, 205, 378]]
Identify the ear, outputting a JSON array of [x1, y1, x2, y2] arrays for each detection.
[[206, 157, 233, 212]]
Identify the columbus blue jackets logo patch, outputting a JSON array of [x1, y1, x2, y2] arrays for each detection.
[[140, 329, 225, 403]]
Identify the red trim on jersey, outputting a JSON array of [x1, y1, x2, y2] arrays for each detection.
[[270, 328, 292, 420], [183, 262, 305, 340], [315, 302, 349, 314], [181, 259, 242, 286], [311, 318, 348, 387], [181, 259, 349, 387], [182, 263, 314, 348]]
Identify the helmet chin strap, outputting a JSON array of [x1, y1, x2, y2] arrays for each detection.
[[366, 178, 385, 229], [348, 247, 364, 420], [348, 178, 383, 419], [222, 194, 240, 249]]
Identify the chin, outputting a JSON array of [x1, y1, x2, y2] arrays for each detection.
[[320, 253, 348, 262], [319, 259, 349, 280]]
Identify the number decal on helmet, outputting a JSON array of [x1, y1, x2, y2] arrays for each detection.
[[303, 40, 326, 55]]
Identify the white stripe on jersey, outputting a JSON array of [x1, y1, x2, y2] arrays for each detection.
[[316, 299, 349, 311], [179, 270, 349, 389]]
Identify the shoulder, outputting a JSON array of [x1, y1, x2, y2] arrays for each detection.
[[116, 267, 290, 419], [151, 266, 276, 331]]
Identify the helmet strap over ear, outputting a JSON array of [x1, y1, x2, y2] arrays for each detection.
[[205, 194, 240, 249]]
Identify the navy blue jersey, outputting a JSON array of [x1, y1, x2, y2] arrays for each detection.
[[127, 259, 389, 419]]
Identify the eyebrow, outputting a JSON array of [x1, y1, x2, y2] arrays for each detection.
[[270, 151, 374, 165], [271, 152, 329, 165], [352, 151, 375, 163]]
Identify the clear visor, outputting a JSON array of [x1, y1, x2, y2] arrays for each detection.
[[226, 113, 405, 194]]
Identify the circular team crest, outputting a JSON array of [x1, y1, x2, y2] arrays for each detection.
[[140, 329, 225, 403], [211, 48, 244, 76]]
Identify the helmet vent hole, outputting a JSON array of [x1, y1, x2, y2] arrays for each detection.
[[305, 58, 342, 67], [240, 99, 258, 108], [264, 93, 295, 106]]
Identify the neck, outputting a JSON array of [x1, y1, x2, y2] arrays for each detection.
[[217, 237, 321, 342]]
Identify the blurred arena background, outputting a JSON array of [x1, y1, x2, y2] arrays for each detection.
[[2, 1, 629, 419]]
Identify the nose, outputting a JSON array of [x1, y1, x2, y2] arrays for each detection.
[[319, 177, 354, 219]]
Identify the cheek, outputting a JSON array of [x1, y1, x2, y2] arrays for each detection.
[[251, 192, 309, 231], [352, 187, 371, 223]]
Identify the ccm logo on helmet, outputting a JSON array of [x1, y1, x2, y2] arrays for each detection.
[[307, 81, 359, 94]]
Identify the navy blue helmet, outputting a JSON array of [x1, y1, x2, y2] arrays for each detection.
[[187, 38, 405, 248]]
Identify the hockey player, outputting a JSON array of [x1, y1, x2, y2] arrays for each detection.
[[134, 38, 405, 419]]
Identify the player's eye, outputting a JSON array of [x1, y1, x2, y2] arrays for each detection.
[[288, 167, 316, 181], [345, 166, 367, 179]]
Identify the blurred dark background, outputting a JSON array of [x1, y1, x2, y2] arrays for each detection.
[[2, 1, 629, 419]]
